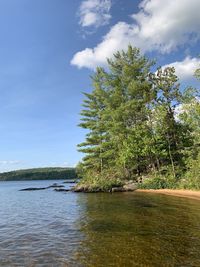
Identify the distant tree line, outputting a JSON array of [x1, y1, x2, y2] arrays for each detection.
[[0, 167, 77, 181], [77, 46, 200, 189]]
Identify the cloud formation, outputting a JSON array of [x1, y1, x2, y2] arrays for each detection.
[[78, 0, 112, 28], [162, 57, 200, 81], [72, 0, 200, 69]]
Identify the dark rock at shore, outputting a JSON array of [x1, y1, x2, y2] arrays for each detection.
[[19, 182, 138, 193], [20, 183, 66, 191], [48, 183, 65, 188], [72, 186, 85, 193], [72, 182, 138, 193], [54, 188, 70, 192], [19, 187, 48, 191], [63, 180, 77, 184], [72, 185, 103, 193], [72, 186, 87, 193], [112, 187, 126, 192], [123, 183, 137, 191]]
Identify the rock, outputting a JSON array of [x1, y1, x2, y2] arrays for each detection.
[[111, 187, 126, 192], [123, 183, 137, 191], [72, 185, 91, 192], [72, 182, 137, 193], [19, 187, 48, 191], [72, 185, 103, 193], [48, 183, 65, 188], [54, 188, 70, 192], [71, 185, 84, 192], [63, 180, 77, 184]]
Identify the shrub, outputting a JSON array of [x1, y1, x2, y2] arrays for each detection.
[[138, 174, 178, 189], [178, 153, 200, 190], [77, 170, 124, 191]]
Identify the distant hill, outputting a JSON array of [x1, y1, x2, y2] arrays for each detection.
[[0, 167, 77, 181]]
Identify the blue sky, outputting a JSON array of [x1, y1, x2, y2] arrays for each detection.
[[0, 0, 199, 172]]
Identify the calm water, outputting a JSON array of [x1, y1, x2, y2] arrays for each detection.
[[0, 180, 200, 267]]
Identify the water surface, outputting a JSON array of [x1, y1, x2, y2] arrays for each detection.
[[0, 180, 200, 266]]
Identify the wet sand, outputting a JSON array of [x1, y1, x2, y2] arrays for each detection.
[[137, 189, 200, 201]]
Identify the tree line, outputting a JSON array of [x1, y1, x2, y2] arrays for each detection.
[[0, 167, 77, 181], [77, 46, 200, 189]]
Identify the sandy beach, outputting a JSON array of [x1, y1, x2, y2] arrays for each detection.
[[137, 189, 200, 201]]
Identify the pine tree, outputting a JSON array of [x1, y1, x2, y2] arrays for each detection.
[[78, 46, 155, 179], [78, 68, 109, 174]]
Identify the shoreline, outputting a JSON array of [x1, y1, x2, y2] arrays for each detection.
[[136, 189, 200, 201]]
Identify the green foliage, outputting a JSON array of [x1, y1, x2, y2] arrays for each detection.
[[0, 167, 77, 181], [78, 45, 200, 190], [138, 173, 178, 189], [77, 170, 123, 192], [179, 153, 200, 190], [75, 162, 85, 178]]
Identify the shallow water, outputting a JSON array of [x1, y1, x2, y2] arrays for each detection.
[[0, 180, 200, 266]]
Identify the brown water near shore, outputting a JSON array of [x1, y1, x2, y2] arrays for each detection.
[[137, 189, 200, 201]]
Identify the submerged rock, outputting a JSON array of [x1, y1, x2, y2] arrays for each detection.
[[19, 187, 48, 191], [54, 188, 70, 192], [48, 183, 65, 188], [63, 180, 77, 184], [20, 183, 66, 191]]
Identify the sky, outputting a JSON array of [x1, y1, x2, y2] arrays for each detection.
[[0, 0, 199, 172]]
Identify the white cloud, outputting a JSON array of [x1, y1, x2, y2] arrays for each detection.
[[132, 0, 200, 53], [72, 0, 200, 69], [79, 0, 112, 28], [162, 57, 200, 81], [71, 22, 138, 69]]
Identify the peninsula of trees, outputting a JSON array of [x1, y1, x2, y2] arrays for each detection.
[[76, 46, 200, 191]]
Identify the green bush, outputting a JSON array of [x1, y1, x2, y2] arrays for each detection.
[[138, 175, 178, 189], [77, 170, 124, 191], [178, 153, 200, 190]]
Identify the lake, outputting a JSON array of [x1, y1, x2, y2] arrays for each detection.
[[0, 180, 200, 266]]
